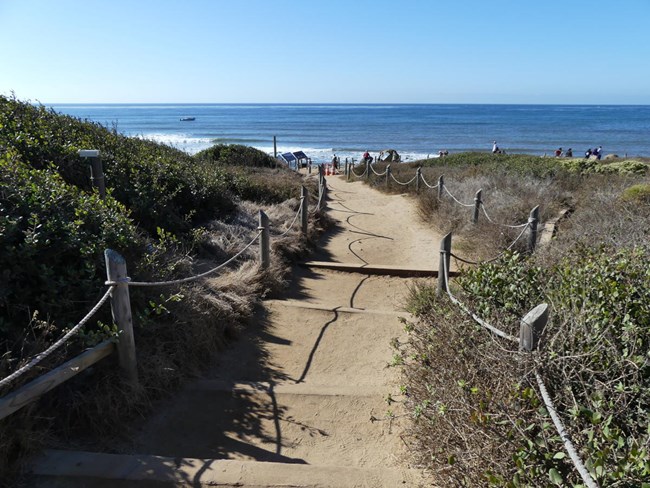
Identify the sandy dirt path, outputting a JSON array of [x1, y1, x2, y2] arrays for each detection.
[[32, 176, 446, 487]]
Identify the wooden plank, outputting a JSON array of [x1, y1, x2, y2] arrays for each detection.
[[0, 341, 115, 420], [264, 299, 414, 319], [301, 261, 458, 278]]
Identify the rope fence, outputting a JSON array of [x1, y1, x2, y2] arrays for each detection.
[[0, 287, 114, 389], [0, 179, 327, 417], [438, 235, 599, 488], [347, 162, 535, 232]]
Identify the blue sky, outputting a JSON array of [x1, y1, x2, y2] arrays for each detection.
[[1, 0, 648, 104]]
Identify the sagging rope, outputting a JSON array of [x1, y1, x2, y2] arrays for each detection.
[[390, 172, 418, 186], [440, 257, 599, 488], [112, 230, 263, 288], [441, 255, 519, 343], [350, 164, 368, 178], [369, 163, 388, 176], [450, 222, 530, 266], [271, 197, 304, 238], [420, 173, 439, 189], [481, 203, 529, 229], [0, 287, 114, 388], [443, 185, 475, 207]]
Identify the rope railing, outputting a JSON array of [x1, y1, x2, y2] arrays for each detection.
[[350, 163, 368, 178], [271, 197, 304, 238], [440, 248, 599, 488], [0, 287, 114, 388], [390, 172, 418, 186], [449, 222, 530, 266], [535, 372, 600, 488], [481, 203, 529, 229], [443, 185, 475, 207], [420, 173, 439, 189], [113, 231, 263, 288], [0, 187, 317, 393], [441, 255, 519, 343], [369, 163, 388, 176]]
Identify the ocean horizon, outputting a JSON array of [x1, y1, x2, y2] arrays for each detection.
[[47, 103, 650, 163]]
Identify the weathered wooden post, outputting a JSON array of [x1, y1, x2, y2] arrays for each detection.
[[386, 164, 391, 187], [308, 158, 312, 174], [259, 210, 270, 269], [104, 249, 138, 386], [273, 136, 277, 158], [438, 175, 444, 200], [300, 186, 308, 236], [79, 149, 105, 199], [366, 159, 370, 180], [527, 205, 539, 253], [437, 233, 452, 295], [473, 189, 482, 224], [519, 303, 549, 351], [347, 161, 351, 181], [416, 167, 422, 192]]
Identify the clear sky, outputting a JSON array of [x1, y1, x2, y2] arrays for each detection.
[[1, 0, 648, 104]]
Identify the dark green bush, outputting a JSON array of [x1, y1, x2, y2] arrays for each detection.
[[194, 143, 278, 168], [0, 152, 144, 372], [417, 246, 650, 485]]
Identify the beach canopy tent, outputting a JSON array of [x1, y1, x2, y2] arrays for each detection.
[[278, 151, 309, 170]]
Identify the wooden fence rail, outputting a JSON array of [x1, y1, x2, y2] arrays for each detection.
[[0, 175, 324, 421]]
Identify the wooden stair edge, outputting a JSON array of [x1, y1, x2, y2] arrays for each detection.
[[30, 449, 418, 487], [301, 261, 459, 278], [264, 299, 415, 319]]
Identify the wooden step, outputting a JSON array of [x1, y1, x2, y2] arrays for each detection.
[[302, 261, 458, 278], [29, 450, 417, 487]]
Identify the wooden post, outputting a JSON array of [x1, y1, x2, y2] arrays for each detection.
[[366, 159, 370, 180], [386, 164, 391, 187], [438, 175, 444, 200], [416, 167, 421, 192], [259, 210, 270, 269], [519, 303, 549, 351], [273, 136, 277, 158], [347, 162, 351, 181], [473, 189, 482, 224], [104, 249, 138, 386], [79, 150, 105, 199], [300, 186, 308, 236], [437, 233, 452, 295], [527, 205, 539, 253]]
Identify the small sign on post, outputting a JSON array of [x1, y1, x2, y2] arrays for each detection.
[[79, 149, 105, 199]]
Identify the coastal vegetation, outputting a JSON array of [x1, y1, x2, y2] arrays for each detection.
[[0, 95, 323, 482], [364, 154, 650, 485]]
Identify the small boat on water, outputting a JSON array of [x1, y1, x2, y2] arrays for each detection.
[[180, 117, 195, 121]]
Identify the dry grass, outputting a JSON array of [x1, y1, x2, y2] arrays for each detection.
[[1, 185, 331, 486]]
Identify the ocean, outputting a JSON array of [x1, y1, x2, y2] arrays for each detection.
[[47, 104, 650, 163]]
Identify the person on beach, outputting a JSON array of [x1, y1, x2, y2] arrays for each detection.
[[331, 154, 339, 173], [565, 148, 573, 157], [362, 150, 373, 164], [555, 147, 563, 157], [492, 141, 499, 154], [585, 148, 592, 159], [594, 146, 603, 160]]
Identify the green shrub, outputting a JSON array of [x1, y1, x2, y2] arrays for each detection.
[[0, 152, 144, 370], [194, 143, 278, 168], [621, 183, 650, 203]]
